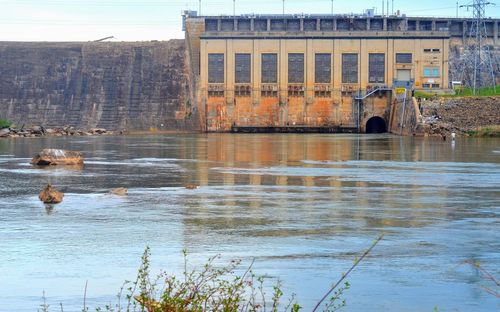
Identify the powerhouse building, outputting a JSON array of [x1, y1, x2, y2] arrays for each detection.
[[184, 13, 498, 132]]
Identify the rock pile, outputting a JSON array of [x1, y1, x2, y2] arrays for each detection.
[[39, 184, 64, 204], [0, 125, 113, 138], [420, 97, 500, 137]]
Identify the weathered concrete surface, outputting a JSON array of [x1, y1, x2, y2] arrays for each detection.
[[387, 92, 418, 135], [0, 41, 197, 131]]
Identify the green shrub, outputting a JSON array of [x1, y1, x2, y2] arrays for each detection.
[[466, 125, 500, 137], [126, 248, 307, 312], [0, 119, 12, 129], [43, 236, 383, 311]]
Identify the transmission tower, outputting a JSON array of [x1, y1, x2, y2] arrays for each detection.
[[459, 0, 497, 94]]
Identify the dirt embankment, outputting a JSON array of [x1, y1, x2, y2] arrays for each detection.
[[420, 97, 500, 137]]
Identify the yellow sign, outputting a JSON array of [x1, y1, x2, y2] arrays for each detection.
[[396, 88, 406, 94]]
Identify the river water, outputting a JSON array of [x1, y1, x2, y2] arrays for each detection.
[[0, 134, 498, 312]]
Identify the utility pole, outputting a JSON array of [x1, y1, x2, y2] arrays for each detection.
[[456, 1, 459, 18], [382, 0, 384, 16], [331, 0, 334, 15], [459, 0, 496, 94], [282, 0, 285, 16], [233, 0, 235, 16], [199, 0, 201, 15]]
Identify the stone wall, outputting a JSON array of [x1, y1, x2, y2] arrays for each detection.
[[0, 40, 197, 131]]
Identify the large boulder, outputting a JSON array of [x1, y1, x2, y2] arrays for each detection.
[[109, 187, 128, 196], [39, 184, 64, 204], [31, 149, 84, 166], [28, 126, 45, 135], [185, 184, 199, 189], [44, 128, 58, 135], [0, 128, 10, 137], [89, 128, 107, 135]]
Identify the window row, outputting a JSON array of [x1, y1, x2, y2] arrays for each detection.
[[208, 53, 419, 85]]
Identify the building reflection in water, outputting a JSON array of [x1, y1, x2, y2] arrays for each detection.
[[177, 133, 468, 238]]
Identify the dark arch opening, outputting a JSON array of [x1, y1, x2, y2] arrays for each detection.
[[366, 117, 387, 134]]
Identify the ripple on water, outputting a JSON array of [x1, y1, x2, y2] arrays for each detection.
[[130, 157, 210, 163], [0, 134, 499, 312], [85, 159, 184, 170], [212, 162, 500, 188]]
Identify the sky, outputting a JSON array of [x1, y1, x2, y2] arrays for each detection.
[[0, 0, 498, 41]]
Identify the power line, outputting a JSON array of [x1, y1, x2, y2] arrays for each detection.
[[459, 0, 497, 94]]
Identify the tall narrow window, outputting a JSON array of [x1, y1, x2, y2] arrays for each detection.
[[208, 53, 224, 83], [315, 53, 331, 83], [369, 53, 385, 83], [235, 53, 251, 83], [342, 53, 358, 84], [288, 53, 304, 84], [261, 53, 278, 83]]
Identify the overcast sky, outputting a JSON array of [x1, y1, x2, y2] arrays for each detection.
[[0, 0, 498, 41]]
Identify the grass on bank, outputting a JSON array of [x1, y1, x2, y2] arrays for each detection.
[[415, 85, 500, 98], [0, 119, 12, 129], [466, 125, 500, 137], [452, 85, 500, 97], [38, 236, 383, 312]]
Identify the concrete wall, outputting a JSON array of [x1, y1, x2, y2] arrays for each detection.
[[388, 91, 420, 135], [0, 40, 197, 131], [199, 15, 500, 43]]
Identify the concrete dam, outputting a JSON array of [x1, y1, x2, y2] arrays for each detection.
[[0, 14, 498, 132], [0, 40, 196, 131]]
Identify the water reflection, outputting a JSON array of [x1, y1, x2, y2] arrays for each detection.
[[44, 204, 55, 215], [0, 134, 498, 312]]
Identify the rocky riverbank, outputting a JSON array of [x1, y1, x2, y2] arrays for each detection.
[[419, 96, 500, 138], [0, 125, 116, 138]]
